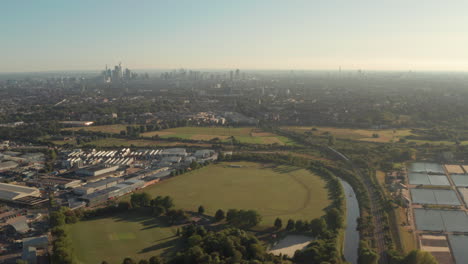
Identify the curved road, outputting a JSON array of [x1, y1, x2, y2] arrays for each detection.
[[328, 147, 389, 264]]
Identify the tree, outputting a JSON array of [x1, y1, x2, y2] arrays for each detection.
[[309, 218, 327, 237], [402, 250, 437, 264], [225, 209, 261, 228], [50, 211, 66, 227], [198, 205, 205, 215], [152, 205, 166, 217], [188, 234, 203, 247], [328, 135, 336, 146], [274, 218, 282, 229], [140, 193, 151, 207], [358, 240, 379, 264], [131, 192, 151, 208], [286, 219, 295, 231], [123, 258, 136, 264], [295, 220, 304, 231], [215, 209, 225, 222], [149, 256, 164, 264], [326, 208, 343, 230], [190, 160, 200, 170], [167, 209, 188, 225]]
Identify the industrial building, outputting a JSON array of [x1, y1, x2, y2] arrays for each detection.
[[76, 164, 119, 177], [0, 161, 19, 171], [0, 183, 40, 201], [30, 176, 82, 189], [160, 148, 187, 157], [81, 178, 145, 206], [194, 149, 215, 159], [73, 177, 123, 195]]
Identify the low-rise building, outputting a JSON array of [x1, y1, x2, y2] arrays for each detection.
[[0, 161, 18, 171], [74, 177, 122, 195], [31, 176, 82, 189], [0, 183, 40, 201], [76, 164, 119, 177], [160, 148, 187, 157]]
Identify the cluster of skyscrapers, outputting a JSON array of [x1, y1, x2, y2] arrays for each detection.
[[101, 63, 137, 83]]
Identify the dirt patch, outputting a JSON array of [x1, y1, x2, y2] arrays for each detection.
[[269, 235, 313, 257], [421, 239, 449, 248]]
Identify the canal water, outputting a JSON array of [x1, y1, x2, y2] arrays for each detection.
[[340, 179, 360, 264]]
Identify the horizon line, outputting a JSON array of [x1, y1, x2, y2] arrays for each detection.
[[1, 67, 468, 75]]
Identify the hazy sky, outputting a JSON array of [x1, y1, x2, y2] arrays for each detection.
[[2, 0, 468, 72]]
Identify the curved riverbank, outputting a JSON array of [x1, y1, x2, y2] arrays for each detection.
[[340, 179, 360, 264]]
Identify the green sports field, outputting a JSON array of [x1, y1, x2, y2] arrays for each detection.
[[69, 161, 330, 263], [131, 161, 330, 226], [140, 127, 296, 145], [68, 211, 180, 264], [80, 138, 212, 148]]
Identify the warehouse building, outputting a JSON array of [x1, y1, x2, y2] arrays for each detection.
[[74, 177, 123, 195], [0, 183, 40, 200], [76, 164, 119, 177], [160, 148, 187, 157], [81, 179, 145, 206], [194, 149, 216, 159], [29, 176, 82, 189], [0, 161, 19, 172]]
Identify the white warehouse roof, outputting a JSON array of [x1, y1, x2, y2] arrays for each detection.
[[0, 183, 40, 201]]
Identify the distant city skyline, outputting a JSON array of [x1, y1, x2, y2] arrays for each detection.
[[2, 0, 468, 72]]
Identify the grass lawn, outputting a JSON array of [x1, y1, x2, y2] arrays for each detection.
[[283, 126, 413, 143], [83, 138, 212, 148], [68, 211, 180, 264], [141, 127, 296, 145], [129, 161, 330, 226], [63, 124, 133, 134]]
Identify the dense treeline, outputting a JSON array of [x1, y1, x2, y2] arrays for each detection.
[[115, 227, 288, 264], [0, 121, 60, 142], [49, 207, 82, 264]]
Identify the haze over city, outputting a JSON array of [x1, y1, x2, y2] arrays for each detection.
[[2, 2, 468, 264], [2, 0, 468, 72]]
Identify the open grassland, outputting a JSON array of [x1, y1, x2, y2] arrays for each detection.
[[62, 125, 295, 145], [283, 126, 413, 143], [68, 211, 180, 264], [83, 138, 212, 147], [130, 161, 330, 226], [63, 124, 133, 134], [141, 127, 296, 145]]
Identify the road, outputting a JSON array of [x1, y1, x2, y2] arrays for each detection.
[[328, 147, 389, 264]]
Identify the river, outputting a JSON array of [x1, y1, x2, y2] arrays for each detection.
[[340, 179, 360, 264]]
